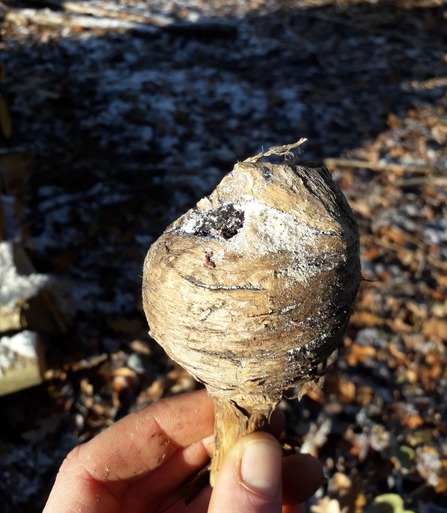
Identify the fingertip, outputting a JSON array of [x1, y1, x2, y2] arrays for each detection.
[[240, 434, 282, 498], [209, 433, 282, 513], [282, 452, 324, 505]]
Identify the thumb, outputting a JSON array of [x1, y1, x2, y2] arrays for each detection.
[[208, 432, 282, 513]]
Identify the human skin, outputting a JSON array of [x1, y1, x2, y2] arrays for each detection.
[[43, 389, 324, 513]]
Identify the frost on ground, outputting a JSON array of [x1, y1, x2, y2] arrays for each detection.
[[1, 0, 447, 512]]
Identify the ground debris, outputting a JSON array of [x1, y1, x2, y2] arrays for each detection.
[[1, 0, 447, 511]]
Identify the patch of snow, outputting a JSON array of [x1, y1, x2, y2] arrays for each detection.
[[0, 331, 38, 359], [0, 242, 50, 309]]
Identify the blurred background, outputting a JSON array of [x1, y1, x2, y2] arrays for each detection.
[[0, 0, 447, 511]]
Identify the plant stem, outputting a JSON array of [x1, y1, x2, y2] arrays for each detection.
[[209, 394, 272, 486]]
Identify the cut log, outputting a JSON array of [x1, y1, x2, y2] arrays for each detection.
[[0, 331, 46, 396]]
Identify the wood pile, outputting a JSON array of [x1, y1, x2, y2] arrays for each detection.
[[0, 123, 74, 396]]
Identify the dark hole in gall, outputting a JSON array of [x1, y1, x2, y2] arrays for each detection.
[[194, 204, 245, 240]]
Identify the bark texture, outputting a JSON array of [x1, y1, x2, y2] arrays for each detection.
[[142, 145, 361, 484]]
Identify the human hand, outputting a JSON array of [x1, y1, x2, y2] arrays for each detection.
[[44, 389, 323, 513]]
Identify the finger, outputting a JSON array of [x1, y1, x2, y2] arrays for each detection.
[[282, 453, 324, 505], [78, 388, 213, 481], [119, 435, 213, 512], [209, 432, 282, 513], [44, 390, 214, 513], [265, 408, 285, 438], [186, 485, 213, 513], [157, 492, 184, 513], [43, 462, 120, 513]]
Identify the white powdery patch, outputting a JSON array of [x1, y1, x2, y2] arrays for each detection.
[[226, 199, 334, 282], [226, 199, 316, 257], [180, 198, 339, 282], [181, 210, 206, 234]]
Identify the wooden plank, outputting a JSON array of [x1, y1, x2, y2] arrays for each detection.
[[0, 331, 46, 396]]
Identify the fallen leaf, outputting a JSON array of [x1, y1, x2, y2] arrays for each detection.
[[112, 369, 139, 407], [402, 413, 423, 429], [332, 472, 352, 493], [345, 344, 376, 366], [137, 377, 167, 406], [356, 386, 374, 406], [80, 378, 93, 396], [330, 472, 366, 513], [388, 343, 409, 364], [435, 460, 447, 494], [422, 318, 447, 342], [311, 497, 348, 513], [302, 419, 332, 457], [355, 493, 367, 513], [169, 375, 196, 394], [406, 429, 433, 447], [386, 318, 413, 333], [403, 369, 418, 384], [363, 246, 380, 260], [129, 339, 151, 355], [373, 493, 415, 513], [339, 378, 356, 403], [306, 386, 324, 404], [350, 311, 384, 328], [380, 226, 408, 245], [436, 274, 447, 288]]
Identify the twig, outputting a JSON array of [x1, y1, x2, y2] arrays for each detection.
[[393, 176, 447, 187], [5, 9, 161, 37], [388, 225, 428, 252], [7, 5, 238, 39], [244, 139, 307, 163], [25, 0, 172, 27], [324, 157, 446, 176]]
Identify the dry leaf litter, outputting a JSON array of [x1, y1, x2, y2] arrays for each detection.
[[0, 0, 446, 512]]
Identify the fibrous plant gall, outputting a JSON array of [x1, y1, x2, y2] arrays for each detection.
[[142, 141, 361, 485]]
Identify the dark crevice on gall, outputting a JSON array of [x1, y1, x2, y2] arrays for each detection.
[[194, 204, 244, 239], [260, 164, 273, 182], [230, 400, 250, 417]]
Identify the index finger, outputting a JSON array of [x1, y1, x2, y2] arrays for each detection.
[[45, 388, 214, 511], [77, 388, 214, 483], [44, 390, 214, 513]]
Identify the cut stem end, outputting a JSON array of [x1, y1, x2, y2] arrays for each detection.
[[209, 395, 273, 487]]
